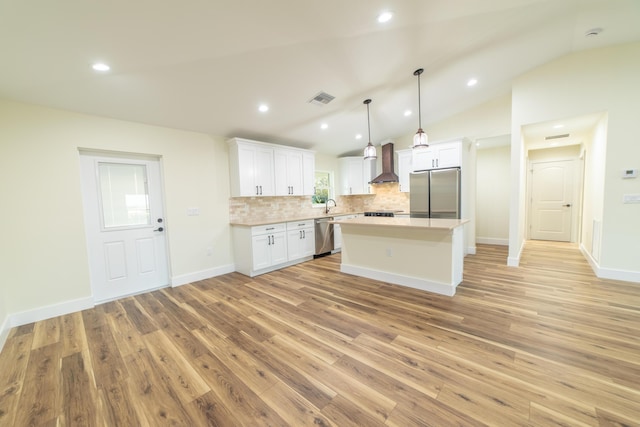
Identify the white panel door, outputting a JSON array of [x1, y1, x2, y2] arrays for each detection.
[[80, 154, 169, 302], [530, 160, 574, 241]]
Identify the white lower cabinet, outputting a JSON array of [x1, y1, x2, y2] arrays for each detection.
[[286, 220, 315, 261], [232, 223, 288, 277], [232, 220, 315, 277], [252, 227, 287, 271]]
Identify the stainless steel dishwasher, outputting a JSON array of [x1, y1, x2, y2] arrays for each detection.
[[314, 217, 334, 256]]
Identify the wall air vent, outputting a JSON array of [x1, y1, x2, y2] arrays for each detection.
[[308, 91, 335, 106], [545, 133, 570, 140]]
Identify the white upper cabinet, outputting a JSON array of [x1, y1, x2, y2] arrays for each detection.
[[397, 149, 412, 193], [412, 141, 462, 171], [229, 139, 275, 197], [274, 148, 304, 196], [338, 157, 376, 195], [228, 138, 315, 197]]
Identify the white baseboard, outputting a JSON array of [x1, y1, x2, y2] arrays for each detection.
[[476, 237, 509, 246], [580, 244, 640, 283], [1, 296, 94, 352], [9, 296, 95, 329], [0, 314, 10, 353], [172, 264, 236, 287], [507, 240, 525, 267], [341, 264, 457, 296], [466, 246, 477, 255]]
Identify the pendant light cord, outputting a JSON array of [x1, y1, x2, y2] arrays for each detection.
[[417, 72, 422, 129], [367, 102, 371, 142], [414, 68, 424, 130]]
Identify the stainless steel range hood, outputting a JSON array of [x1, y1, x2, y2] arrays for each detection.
[[371, 142, 399, 183]]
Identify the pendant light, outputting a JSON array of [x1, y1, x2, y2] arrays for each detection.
[[412, 68, 428, 149], [363, 99, 377, 160]]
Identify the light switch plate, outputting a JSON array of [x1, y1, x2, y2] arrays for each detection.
[[622, 194, 640, 204]]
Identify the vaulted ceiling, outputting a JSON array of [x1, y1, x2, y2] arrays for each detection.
[[1, 0, 639, 156]]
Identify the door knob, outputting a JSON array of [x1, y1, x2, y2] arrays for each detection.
[[563, 204, 571, 207], [154, 227, 164, 232]]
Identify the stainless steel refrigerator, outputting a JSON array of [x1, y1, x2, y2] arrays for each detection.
[[410, 168, 461, 219]]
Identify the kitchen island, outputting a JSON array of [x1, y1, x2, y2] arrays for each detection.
[[332, 216, 468, 296]]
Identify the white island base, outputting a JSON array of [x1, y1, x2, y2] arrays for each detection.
[[336, 217, 468, 296]]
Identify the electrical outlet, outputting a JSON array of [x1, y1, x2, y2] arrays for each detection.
[[206, 247, 213, 256], [386, 248, 393, 257], [187, 207, 200, 216]]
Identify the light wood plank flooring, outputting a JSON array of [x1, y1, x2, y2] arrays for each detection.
[[1, 241, 639, 426]]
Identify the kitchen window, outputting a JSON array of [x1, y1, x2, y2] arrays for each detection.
[[312, 170, 333, 206]]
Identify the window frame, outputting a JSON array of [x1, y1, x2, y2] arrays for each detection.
[[312, 169, 334, 208]]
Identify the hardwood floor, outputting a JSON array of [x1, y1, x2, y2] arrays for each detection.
[[1, 241, 639, 426]]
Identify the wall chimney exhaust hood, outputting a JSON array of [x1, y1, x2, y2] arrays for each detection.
[[371, 142, 399, 184]]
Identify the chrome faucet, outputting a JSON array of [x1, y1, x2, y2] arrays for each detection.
[[325, 199, 336, 214]]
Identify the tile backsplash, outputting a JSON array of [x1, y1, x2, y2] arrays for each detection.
[[229, 182, 409, 223]]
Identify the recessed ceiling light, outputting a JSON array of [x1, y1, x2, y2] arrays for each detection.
[[404, 110, 412, 117], [553, 124, 564, 129], [467, 78, 478, 87], [355, 134, 362, 140], [377, 11, 393, 23], [258, 104, 269, 113], [92, 63, 110, 72], [321, 123, 328, 130]]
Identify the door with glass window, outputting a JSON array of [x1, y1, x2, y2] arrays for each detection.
[[80, 153, 169, 302]]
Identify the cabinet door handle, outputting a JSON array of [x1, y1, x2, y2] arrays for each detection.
[[303, 230, 306, 239], [260, 185, 263, 195], [256, 185, 259, 195], [299, 230, 303, 239]]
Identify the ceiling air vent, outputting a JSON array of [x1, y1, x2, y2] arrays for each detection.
[[545, 133, 570, 140], [308, 91, 335, 106]]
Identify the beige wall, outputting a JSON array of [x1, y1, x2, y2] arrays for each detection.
[[511, 42, 640, 278], [0, 99, 233, 318], [476, 145, 510, 244]]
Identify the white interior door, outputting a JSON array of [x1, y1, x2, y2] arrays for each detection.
[[530, 160, 574, 241], [80, 153, 169, 302]]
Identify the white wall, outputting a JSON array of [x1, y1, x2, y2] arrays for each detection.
[[510, 42, 640, 281], [0, 99, 233, 325], [476, 145, 511, 244], [581, 115, 608, 261]]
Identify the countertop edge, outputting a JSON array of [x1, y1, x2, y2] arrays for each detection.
[[332, 217, 469, 231]]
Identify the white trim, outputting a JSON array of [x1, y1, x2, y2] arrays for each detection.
[[9, 297, 94, 329], [341, 264, 457, 296], [0, 315, 10, 353], [476, 237, 509, 246], [172, 264, 236, 287], [507, 240, 525, 266], [580, 244, 640, 283], [466, 246, 477, 255]]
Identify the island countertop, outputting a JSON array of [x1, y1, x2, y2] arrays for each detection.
[[331, 216, 468, 231]]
